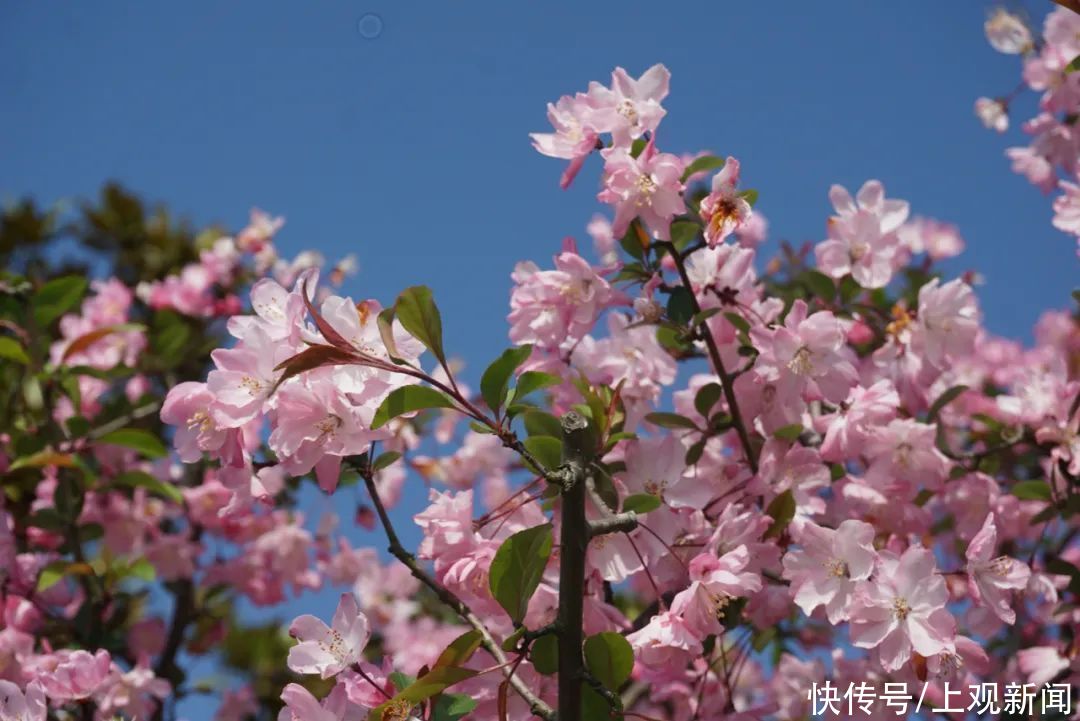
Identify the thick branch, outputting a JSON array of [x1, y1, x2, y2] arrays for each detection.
[[659, 241, 759, 473], [557, 411, 591, 721], [361, 471, 554, 720]]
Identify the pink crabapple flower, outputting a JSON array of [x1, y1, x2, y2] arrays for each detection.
[[598, 140, 685, 241], [848, 546, 955, 672], [815, 180, 909, 288], [913, 277, 979, 367], [699, 157, 752, 247], [0, 680, 45, 721], [965, 512, 1031, 624], [530, 93, 601, 190], [288, 592, 370, 679], [985, 8, 1034, 54], [781, 519, 877, 624], [586, 63, 671, 145], [33, 649, 111, 700]]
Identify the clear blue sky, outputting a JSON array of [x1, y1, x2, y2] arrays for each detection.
[[1, 1, 1075, 717]]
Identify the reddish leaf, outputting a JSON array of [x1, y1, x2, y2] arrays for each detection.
[[272, 344, 359, 392]]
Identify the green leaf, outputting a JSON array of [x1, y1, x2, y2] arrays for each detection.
[[515, 371, 561, 399], [395, 286, 447, 366], [1068, 54, 1080, 73], [522, 435, 561, 473], [480, 345, 533, 416], [1011, 480, 1052, 502], [372, 451, 402, 472], [0, 337, 29, 364], [927, 385, 969, 422], [722, 311, 751, 334], [764, 489, 796, 539], [433, 630, 483, 669], [99, 428, 168, 459], [150, 310, 191, 367], [376, 306, 405, 363], [681, 154, 725, 183], [488, 524, 553, 623], [694, 383, 724, 418], [645, 412, 698, 430], [669, 220, 701, 250], [127, 557, 156, 582], [523, 410, 563, 439], [32, 276, 87, 326], [619, 223, 646, 262], [37, 560, 70, 592], [622, 493, 661, 514], [368, 666, 478, 721], [371, 385, 456, 429], [739, 188, 759, 206], [666, 286, 695, 325], [530, 634, 558, 675], [839, 275, 862, 304], [113, 470, 183, 503], [432, 693, 478, 721], [584, 632, 634, 690], [773, 423, 803, 442], [803, 270, 836, 302]]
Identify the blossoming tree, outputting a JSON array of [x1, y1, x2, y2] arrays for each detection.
[[1, 7, 1079, 721]]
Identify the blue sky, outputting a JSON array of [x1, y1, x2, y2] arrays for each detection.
[[2, 1, 1075, 718]]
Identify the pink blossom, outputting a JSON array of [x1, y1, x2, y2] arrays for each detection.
[[864, 418, 951, 495], [671, 546, 762, 637], [288, 593, 370, 679], [849, 546, 955, 671], [965, 513, 1031, 624], [33, 649, 111, 700], [626, 611, 703, 669], [913, 278, 979, 367], [0, 680, 44, 721], [508, 251, 623, 352], [781, 520, 876, 623], [278, 683, 358, 721], [598, 141, 685, 241], [815, 180, 908, 288], [530, 93, 601, 189], [160, 381, 232, 462], [749, 301, 858, 407], [699, 157, 752, 247], [587, 64, 670, 144]]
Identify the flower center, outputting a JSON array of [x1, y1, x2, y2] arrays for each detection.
[[240, 376, 264, 396], [635, 173, 657, 202], [990, 556, 1013, 576], [894, 442, 913, 469], [849, 241, 869, 261], [824, 558, 848, 578], [892, 597, 910, 621], [786, 346, 814, 376], [187, 411, 214, 433], [617, 99, 640, 125]]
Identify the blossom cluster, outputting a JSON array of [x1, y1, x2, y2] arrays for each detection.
[[977, 6, 1080, 257], [0, 10, 1077, 721]]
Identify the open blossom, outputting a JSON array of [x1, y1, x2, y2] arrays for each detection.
[[815, 180, 908, 288], [974, 97, 1008, 133], [750, 300, 858, 405], [33, 649, 111, 700], [849, 546, 955, 671], [587, 64, 670, 144], [864, 418, 951, 494], [819, 379, 899, 462], [508, 250, 622, 351], [530, 93, 600, 189], [671, 546, 762, 637], [626, 611, 703, 669], [288, 593, 370, 679], [782, 520, 876, 624], [699, 157, 752, 246], [0, 680, 44, 721], [620, 435, 712, 509], [913, 278, 979, 367], [985, 9, 1033, 54], [965, 513, 1031, 624], [598, 141, 685, 240], [278, 683, 359, 721], [1052, 175, 1080, 239]]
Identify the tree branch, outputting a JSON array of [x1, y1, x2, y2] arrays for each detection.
[[556, 411, 591, 721], [360, 469, 554, 720], [659, 241, 759, 473]]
